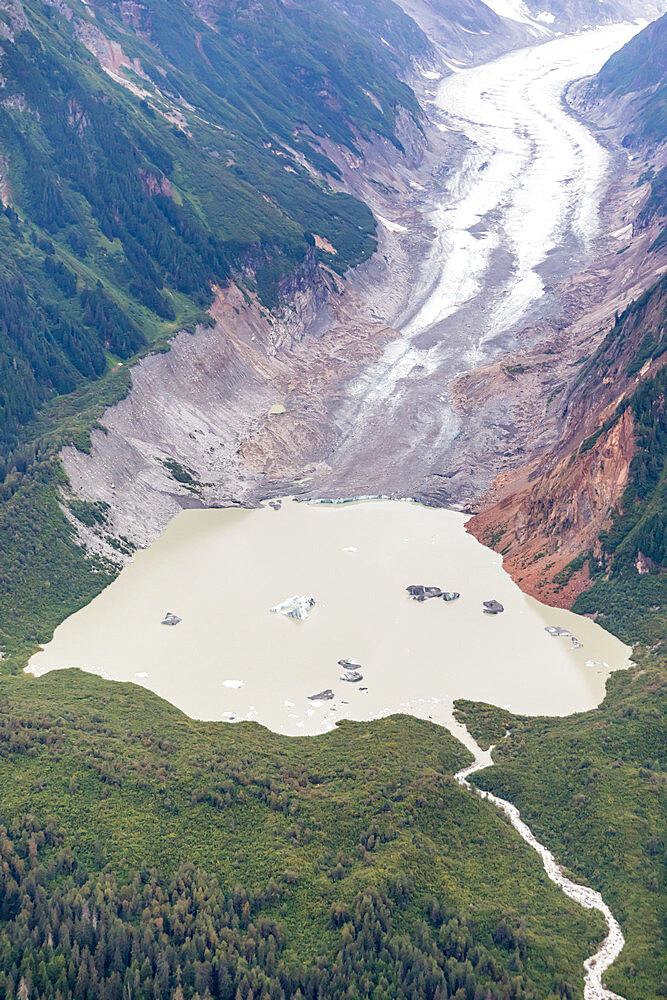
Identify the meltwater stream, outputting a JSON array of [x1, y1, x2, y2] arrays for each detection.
[[28, 25, 646, 996], [455, 734, 626, 1000], [29, 499, 633, 997]]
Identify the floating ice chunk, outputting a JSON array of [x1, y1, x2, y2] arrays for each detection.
[[585, 660, 597, 667], [545, 625, 571, 637], [223, 679, 244, 689], [284, 699, 295, 707], [342, 546, 357, 552], [161, 612, 181, 626], [270, 595, 315, 620]]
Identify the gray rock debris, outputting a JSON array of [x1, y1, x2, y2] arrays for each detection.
[[308, 689, 334, 701], [482, 600, 504, 614]]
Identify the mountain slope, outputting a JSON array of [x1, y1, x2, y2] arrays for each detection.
[[587, 10, 666, 146], [0, 0, 427, 462], [468, 18, 666, 647], [0, 0, 433, 666]]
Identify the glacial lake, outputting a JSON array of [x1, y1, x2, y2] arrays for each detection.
[[28, 499, 631, 733]]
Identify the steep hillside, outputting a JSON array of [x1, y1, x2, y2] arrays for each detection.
[[0, 0, 426, 463], [470, 277, 666, 643], [467, 19, 666, 647], [0, 0, 434, 667], [586, 10, 666, 146], [581, 12, 666, 248]]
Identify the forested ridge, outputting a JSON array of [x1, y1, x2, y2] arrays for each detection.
[[0, 0, 424, 462], [0, 672, 609, 1000], [0, 826, 567, 1000]]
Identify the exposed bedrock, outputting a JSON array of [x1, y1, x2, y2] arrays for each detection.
[[62, 22, 665, 569]]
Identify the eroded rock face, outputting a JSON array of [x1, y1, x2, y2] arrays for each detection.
[[61, 269, 401, 564], [61, 20, 665, 590], [59, 97, 453, 564], [467, 268, 666, 609]]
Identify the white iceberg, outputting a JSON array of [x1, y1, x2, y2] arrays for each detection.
[[223, 679, 244, 689], [270, 595, 315, 620]]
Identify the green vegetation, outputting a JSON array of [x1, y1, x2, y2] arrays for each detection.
[[0, 670, 612, 1000], [456, 656, 666, 1000], [0, 0, 429, 667], [570, 276, 666, 645], [161, 457, 201, 487], [0, 9, 663, 1000], [0, 460, 116, 672], [573, 364, 666, 645]]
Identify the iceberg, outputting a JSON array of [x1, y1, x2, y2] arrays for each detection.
[[270, 595, 315, 620]]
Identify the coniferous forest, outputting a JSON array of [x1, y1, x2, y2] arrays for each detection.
[[0, 4, 664, 1000]]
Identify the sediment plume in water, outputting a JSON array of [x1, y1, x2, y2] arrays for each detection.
[[28, 499, 630, 733]]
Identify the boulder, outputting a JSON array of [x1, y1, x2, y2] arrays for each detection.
[[442, 592, 460, 602], [340, 670, 363, 682], [161, 612, 181, 626]]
